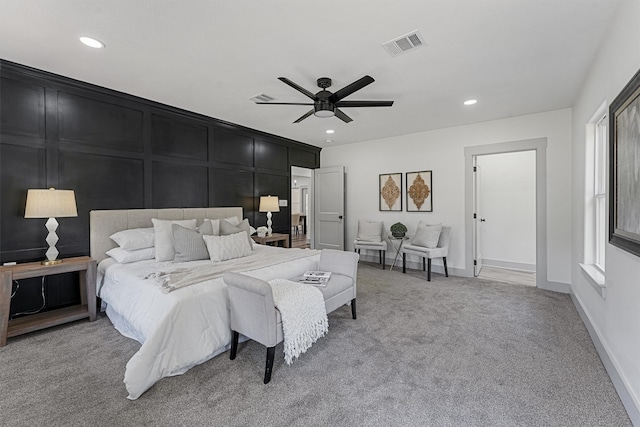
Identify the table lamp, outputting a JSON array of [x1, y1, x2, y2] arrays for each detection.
[[259, 195, 280, 236], [24, 188, 78, 265]]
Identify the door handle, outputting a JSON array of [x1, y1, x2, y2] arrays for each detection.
[[480, 218, 486, 222], [338, 215, 343, 219]]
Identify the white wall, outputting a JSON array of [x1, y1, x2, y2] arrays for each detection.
[[571, 0, 640, 421], [321, 108, 572, 284], [477, 151, 536, 270]]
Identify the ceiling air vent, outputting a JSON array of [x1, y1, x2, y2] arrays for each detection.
[[250, 93, 275, 103], [382, 30, 425, 57]]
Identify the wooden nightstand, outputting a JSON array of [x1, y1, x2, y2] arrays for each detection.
[[0, 256, 97, 347], [251, 233, 290, 248]]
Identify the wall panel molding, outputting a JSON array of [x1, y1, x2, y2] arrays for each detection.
[[0, 59, 321, 313]]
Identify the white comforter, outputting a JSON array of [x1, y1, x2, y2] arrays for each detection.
[[97, 245, 320, 399]]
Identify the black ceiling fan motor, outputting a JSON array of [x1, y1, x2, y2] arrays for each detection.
[[317, 77, 332, 89]]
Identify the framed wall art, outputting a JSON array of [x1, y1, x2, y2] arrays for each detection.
[[406, 170, 432, 212], [379, 173, 402, 211], [609, 68, 640, 257]]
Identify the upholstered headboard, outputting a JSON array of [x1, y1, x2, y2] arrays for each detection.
[[90, 207, 243, 263]]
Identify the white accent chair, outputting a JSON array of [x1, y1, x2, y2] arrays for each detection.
[[224, 249, 359, 384], [353, 220, 387, 269], [401, 225, 451, 281]]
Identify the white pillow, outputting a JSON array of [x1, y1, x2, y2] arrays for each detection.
[[151, 218, 197, 262], [110, 227, 155, 251], [356, 220, 383, 242], [203, 232, 252, 262], [106, 247, 155, 264], [412, 222, 442, 248]]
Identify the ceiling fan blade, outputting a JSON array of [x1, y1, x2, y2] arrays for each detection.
[[278, 77, 317, 100], [293, 109, 315, 123], [329, 76, 375, 103], [255, 102, 314, 105], [334, 109, 353, 123], [334, 100, 394, 108]]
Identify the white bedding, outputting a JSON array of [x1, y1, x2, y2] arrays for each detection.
[[97, 245, 320, 399]]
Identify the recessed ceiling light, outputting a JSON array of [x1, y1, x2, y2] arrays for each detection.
[[325, 139, 333, 143], [80, 37, 105, 49], [464, 99, 477, 106], [326, 130, 335, 134]]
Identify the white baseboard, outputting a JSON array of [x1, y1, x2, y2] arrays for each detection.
[[571, 291, 640, 425], [538, 280, 570, 294], [483, 258, 536, 272]]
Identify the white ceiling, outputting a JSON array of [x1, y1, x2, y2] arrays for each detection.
[[0, 0, 622, 147]]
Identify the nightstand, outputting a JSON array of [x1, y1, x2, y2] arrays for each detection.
[[251, 233, 290, 248], [0, 256, 97, 347]]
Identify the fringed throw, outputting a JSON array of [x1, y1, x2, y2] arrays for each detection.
[[268, 279, 328, 365]]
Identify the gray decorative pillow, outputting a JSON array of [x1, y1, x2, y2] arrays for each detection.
[[197, 220, 214, 235], [172, 224, 211, 262], [219, 218, 254, 248], [412, 222, 442, 248], [357, 220, 383, 242], [152, 218, 197, 262]]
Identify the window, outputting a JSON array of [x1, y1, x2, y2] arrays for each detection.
[[581, 104, 607, 297], [593, 114, 607, 271]]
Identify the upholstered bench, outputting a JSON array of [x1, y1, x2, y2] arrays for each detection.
[[223, 249, 359, 383]]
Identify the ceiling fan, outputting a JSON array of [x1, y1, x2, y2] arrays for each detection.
[[255, 75, 394, 123]]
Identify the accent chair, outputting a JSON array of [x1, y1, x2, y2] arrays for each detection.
[[353, 220, 387, 269], [401, 224, 451, 281]]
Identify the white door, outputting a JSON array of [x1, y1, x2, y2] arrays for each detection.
[[314, 166, 345, 250], [473, 158, 484, 276]]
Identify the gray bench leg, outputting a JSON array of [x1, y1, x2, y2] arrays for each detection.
[[444, 257, 449, 277]]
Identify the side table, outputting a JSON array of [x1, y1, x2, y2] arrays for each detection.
[[389, 236, 409, 271], [0, 256, 97, 347], [251, 233, 290, 248]]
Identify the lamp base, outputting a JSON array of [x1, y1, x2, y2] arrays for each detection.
[[266, 211, 273, 236], [44, 217, 61, 264], [41, 259, 63, 266]]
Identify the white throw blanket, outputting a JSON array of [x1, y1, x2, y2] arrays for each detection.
[[268, 279, 328, 365], [145, 249, 320, 292]]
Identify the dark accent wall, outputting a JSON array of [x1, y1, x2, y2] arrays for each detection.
[[0, 60, 320, 314]]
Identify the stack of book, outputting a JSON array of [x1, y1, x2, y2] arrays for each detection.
[[299, 271, 332, 286]]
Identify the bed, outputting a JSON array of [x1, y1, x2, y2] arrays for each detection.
[[90, 207, 321, 399]]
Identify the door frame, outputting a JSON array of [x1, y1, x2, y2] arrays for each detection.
[[464, 138, 548, 288], [473, 157, 483, 276]]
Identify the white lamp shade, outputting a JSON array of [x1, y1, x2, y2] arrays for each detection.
[[25, 188, 78, 218], [259, 195, 280, 213]]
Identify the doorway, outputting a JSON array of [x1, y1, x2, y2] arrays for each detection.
[[474, 150, 537, 286], [291, 166, 312, 249], [464, 138, 549, 290]]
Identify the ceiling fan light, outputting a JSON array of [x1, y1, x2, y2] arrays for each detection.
[[314, 102, 335, 118], [314, 109, 335, 118]]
